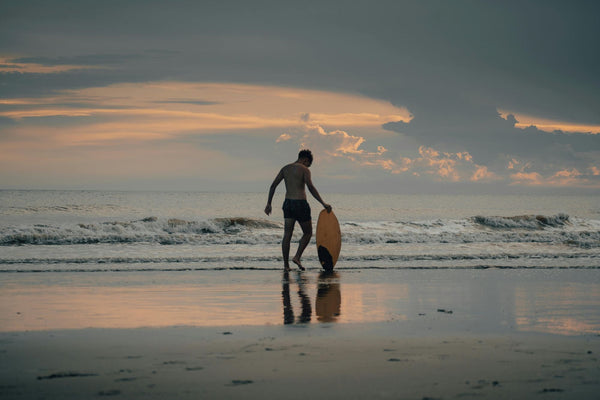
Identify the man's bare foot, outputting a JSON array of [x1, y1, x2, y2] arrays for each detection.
[[292, 257, 305, 271], [284, 263, 291, 272]]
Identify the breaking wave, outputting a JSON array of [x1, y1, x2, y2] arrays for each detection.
[[1, 214, 598, 248], [0, 217, 282, 246], [473, 213, 570, 229]]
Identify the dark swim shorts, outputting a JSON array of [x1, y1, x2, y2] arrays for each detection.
[[282, 199, 311, 222]]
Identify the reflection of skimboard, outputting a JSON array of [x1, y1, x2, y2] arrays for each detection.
[[316, 271, 341, 322], [316, 209, 341, 271]]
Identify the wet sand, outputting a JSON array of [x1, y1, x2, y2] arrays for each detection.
[[1, 325, 599, 399], [1, 268, 599, 399]]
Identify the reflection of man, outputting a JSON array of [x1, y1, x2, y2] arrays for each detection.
[[281, 271, 312, 324], [282, 272, 294, 324], [265, 149, 331, 271], [315, 272, 341, 322]]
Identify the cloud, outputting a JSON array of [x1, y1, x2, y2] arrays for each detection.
[[383, 106, 600, 188], [276, 133, 291, 142], [504, 156, 600, 188], [0, 81, 412, 189], [508, 169, 599, 188], [0, 56, 106, 74], [510, 172, 544, 186], [280, 122, 599, 188], [507, 164, 600, 188], [1, 1, 599, 192], [280, 124, 497, 183], [10, 54, 142, 66], [0, 81, 409, 147], [154, 99, 221, 106], [498, 110, 600, 134], [471, 165, 498, 182]]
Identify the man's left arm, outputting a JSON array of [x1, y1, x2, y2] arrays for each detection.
[[265, 169, 284, 215]]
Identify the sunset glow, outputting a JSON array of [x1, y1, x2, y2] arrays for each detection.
[[498, 109, 600, 134]]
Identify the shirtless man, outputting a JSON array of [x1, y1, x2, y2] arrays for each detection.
[[265, 149, 332, 271]]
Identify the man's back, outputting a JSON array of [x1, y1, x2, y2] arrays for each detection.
[[282, 162, 308, 200]]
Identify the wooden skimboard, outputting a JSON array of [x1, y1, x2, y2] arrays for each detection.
[[316, 209, 341, 271]]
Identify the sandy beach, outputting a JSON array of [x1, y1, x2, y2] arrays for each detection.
[[1, 325, 599, 399], [1, 268, 599, 399]]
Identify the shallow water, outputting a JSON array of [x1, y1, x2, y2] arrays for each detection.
[[1, 269, 598, 336], [1, 191, 599, 334]]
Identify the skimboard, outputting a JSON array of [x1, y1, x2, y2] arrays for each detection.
[[316, 209, 341, 271]]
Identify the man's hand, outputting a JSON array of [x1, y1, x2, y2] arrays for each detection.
[[324, 204, 332, 213], [264, 204, 272, 215]]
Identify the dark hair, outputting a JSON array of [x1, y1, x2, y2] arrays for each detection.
[[298, 149, 313, 163]]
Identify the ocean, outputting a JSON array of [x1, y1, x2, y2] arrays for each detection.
[[1, 190, 599, 271], [1, 190, 599, 333]]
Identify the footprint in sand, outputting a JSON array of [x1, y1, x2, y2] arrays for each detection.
[[98, 389, 121, 396], [37, 372, 97, 380], [227, 380, 254, 386]]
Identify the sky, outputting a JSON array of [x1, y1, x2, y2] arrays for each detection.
[[1, 0, 599, 193]]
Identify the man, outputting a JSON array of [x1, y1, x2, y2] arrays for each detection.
[[265, 149, 332, 271]]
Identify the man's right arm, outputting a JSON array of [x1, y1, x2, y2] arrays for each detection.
[[265, 169, 284, 215], [304, 168, 332, 213]]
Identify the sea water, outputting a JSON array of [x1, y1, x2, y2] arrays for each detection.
[[1, 190, 599, 333], [1, 190, 599, 271]]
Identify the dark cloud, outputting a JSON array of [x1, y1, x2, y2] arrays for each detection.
[[0, 67, 160, 98], [1, 0, 599, 190], [11, 54, 143, 66], [2, 1, 597, 117], [384, 112, 599, 172]]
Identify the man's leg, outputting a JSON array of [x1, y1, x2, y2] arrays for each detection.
[[282, 218, 295, 271], [292, 219, 312, 271]]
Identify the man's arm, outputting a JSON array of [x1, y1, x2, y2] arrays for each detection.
[[265, 169, 284, 215], [304, 168, 332, 213]]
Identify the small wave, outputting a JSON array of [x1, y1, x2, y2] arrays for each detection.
[[1, 265, 598, 273], [3, 204, 124, 215], [2, 252, 598, 265], [473, 213, 570, 229], [213, 217, 280, 229]]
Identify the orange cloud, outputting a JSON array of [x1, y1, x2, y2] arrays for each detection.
[[471, 165, 499, 182], [509, 168, 599, 188], [0, 82, 411, 146], [283, 124, 496, 182], [510, 171, 544, 185], [548, 168, 582, 185], [0, 56, 105, 74], [498, 109, 600, 134], [276, 133, 292, 142]]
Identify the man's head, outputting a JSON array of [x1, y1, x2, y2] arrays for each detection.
[[298, 149, 313, 167]]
